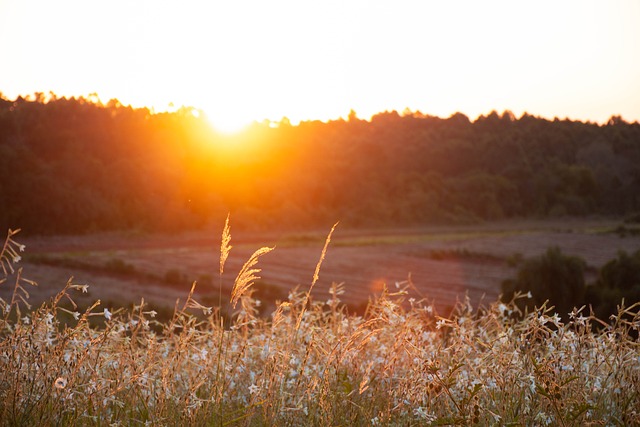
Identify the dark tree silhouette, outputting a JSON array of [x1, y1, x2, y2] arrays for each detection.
[[1, 93, 640, 234]]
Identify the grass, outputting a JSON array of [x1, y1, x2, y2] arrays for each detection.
[[1, 226, 640, 426]]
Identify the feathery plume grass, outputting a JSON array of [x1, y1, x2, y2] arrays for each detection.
[[230, 246, 274, 309], [219, 213, 232, 276]]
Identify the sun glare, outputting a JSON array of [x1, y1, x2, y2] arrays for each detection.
[[203, 111, 254, 135]]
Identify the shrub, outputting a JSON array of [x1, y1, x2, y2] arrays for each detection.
[[502, 247, 586, 320], [164, 268, 187, 285], [586, 250, 640, 320], [599, 250, 640, 292], [104, 258, 136, 275]]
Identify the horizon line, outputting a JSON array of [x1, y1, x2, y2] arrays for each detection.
[[1, 90, 636, 128]]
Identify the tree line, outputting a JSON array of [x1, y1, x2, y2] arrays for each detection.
[[1, 94, 640, 234]]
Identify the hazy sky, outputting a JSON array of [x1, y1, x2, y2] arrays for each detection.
[[1, 0, 639, 131]]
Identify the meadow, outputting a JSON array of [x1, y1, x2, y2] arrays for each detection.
[[8, 219, 640, 318], [1, 224, 639, 426]]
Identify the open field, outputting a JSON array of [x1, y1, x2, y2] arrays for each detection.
[[4, 219, 640, 316], [2, 219, 640, 425]]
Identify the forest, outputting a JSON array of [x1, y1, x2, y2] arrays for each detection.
[[1, 93, 640, 235]]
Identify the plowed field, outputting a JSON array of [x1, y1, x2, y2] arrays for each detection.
[[5, 219, 640, 316]]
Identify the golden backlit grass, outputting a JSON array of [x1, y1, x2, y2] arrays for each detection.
[[1, 227, 639, 426]]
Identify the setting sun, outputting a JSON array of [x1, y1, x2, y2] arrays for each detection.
[[202, 104, 253, 135], [204, 109, 251, 134]]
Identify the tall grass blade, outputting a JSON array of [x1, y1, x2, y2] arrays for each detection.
[[311, 221, 338, 291], [296, 222, 338, 331]]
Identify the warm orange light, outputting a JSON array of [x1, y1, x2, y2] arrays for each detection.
[[198, 103, 254, 136], [207, 116, 253, 136]]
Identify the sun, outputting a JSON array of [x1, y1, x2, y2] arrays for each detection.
[[201, 106, 255, 135]]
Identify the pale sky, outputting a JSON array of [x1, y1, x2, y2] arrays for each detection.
[[1, 0, 639, 131]]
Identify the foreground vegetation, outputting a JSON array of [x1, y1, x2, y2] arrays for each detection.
[[1, 226, 640, 426]]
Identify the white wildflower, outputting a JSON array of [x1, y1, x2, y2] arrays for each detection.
[[13, 255, 21, 263], [248, 384, 260, 395], [593, 377, 602, 392], [498, 303, 508, 316], [262, 343, 271, 358], [436, 319, 447, 330], [534, 412, 553, 426], [413, 406, 437, 422], [329, 286, 344, 296], [421, 331, 435, 342], [526, 374, 536, 393], [54, 377, 67, 390], [371, 416, 380, 426], [104, 308, 112, 320], [138, 373, 149, 386]]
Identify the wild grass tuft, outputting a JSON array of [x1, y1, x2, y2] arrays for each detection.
[[1, 226, 639, 426]]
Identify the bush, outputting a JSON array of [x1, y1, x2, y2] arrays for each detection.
[[599, 250, 640, 291], [502, 247, 586, 319], [164, 268, 187, 285], [104, 258, 136, 275], [586, 250, 640, 320]]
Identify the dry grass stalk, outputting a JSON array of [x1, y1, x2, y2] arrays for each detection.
[[1, 229, 36, 322], [219, 213, 232, 276], [296, 222, 338, 332], [230, 246, 274, 309], [311, 222, 338, 290]]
